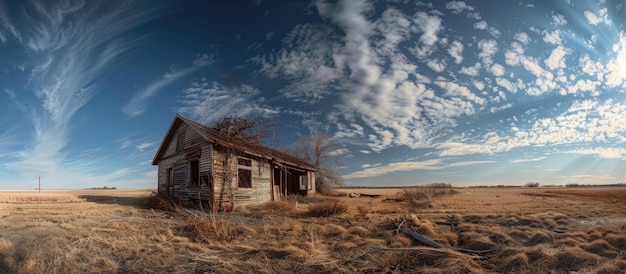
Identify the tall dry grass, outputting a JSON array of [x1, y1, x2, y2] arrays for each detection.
[[545, 188, 626, 201], [0, 193, 84, 203], [1, 187, 625, 273]]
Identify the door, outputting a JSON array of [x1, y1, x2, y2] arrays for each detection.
[[166, 167, 174, 196]]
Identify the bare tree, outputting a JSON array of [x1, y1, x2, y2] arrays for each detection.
[[214, 116, 274, 211], [293, 133, 344, 195]]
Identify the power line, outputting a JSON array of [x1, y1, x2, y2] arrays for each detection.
[[35, 176, 43, 193]]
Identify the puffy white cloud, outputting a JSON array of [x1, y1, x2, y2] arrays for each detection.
[[584, 8, 611, 25], [445, 1, 474, 14], [448, 40, 464, 64], [490, 103, 513, 113], [459, 62, 481, 76], [578, 54, 604, 79], [564, 79, 600, 96], [514, 32, 531, 44], [605, 33, 626, 88], [427, 59, 447, 72], [411, 11, 443, 59], [496, 77, 517, 93], [490, 63, 505, 76], [552, 14, 567, 25], [473, 80, 485, 90], [434, 81, 485, 105], [504, 42, 525, 66], [474, 20, 487, 30], [542, 29, 562, 45], [478, 39, 497, 65], [544, 45, 570, 70]]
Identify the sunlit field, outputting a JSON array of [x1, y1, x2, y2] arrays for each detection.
[[0, 187, 625, 273]]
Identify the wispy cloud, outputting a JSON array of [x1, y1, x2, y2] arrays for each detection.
[[511, 157, 547, 163], [123, 53, 215, 116], [344, 159, 492, 180], [0, 1, 164, 185], [439, 99, 626, 157], [177, 78, 279, 124]]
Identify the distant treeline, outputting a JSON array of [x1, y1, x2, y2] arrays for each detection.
[[85, 186, 117, 190], [337, 183, 453, 189], [340, 183, 626, 189], [564, 183, 626, 188]]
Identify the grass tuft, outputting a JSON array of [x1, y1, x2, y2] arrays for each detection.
[[307, 199, 347, 217], [181, 216, 244, 242], [144, 191, 180, 212]]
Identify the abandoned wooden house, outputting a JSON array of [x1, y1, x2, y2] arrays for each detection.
[[152, 114, 316, 211]]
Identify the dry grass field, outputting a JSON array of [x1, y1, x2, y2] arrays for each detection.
[[0, 187, 625, 273]]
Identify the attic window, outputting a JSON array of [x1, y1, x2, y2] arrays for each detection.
[[176, 129, 186, 152]]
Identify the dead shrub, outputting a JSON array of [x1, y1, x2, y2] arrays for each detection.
[[401, 183, 456, 210], [181, 216, 244, 242], [554, 247, 602, 271], [524, 246, 550, 263], [583, 239, 617, 258], [317, 184, 347, 197], [413, 221, 437, 238], [555, 237, 583, 247], [388, 234, 413, 248], [604, 234, 626, 251], [307, 199, 347, 217], [0, 237, 12, 254], [145, 191, 179, 212], [497, 253, 529, 272], [525, 231, 552, 246], [348, 226, 370, 237], [319, 224, 348, 238], [596, 262, 625, 274]]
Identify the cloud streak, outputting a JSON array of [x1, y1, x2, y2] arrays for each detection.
[[177, 78, 279, 124], [344, 159, 492, 180], [0, 1, 163, 185], [122, 53, 215, 116]]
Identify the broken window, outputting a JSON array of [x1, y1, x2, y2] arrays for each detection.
[[189, 159, 199, 188], [238, 157, 252, 188], [299, 175, 307, 191]]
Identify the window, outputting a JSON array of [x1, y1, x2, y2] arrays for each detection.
[[189, 159, 199, 188], [166, 168, 173, 187], [299, 175, 307, 191], [237, 157, 252, 188], [176, 130, 186, 152], [238, 158, 252, 166]]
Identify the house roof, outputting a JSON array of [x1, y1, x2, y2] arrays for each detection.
[[152, 114, 316, 171]]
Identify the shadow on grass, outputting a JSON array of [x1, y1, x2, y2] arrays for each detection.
[[0, 255, 15, 274], [78, 195, 149, 209]]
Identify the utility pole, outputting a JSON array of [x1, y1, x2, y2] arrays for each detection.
[[35, 176, 43, 193]]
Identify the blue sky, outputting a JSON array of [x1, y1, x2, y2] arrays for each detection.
[[2, 0, 626, 189]]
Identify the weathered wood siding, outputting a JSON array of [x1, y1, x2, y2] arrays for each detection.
[[162, 123, 205, 159], [212, 147, 272, 209], [157, 123, 213, 209]]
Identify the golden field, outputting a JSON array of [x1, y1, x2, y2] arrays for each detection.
[[0, 187, 625, 273]]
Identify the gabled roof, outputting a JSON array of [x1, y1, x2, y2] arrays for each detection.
[[152, 114, 315, 170]]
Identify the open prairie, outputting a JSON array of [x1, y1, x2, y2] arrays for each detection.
[[0, 187, 625, 273]]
